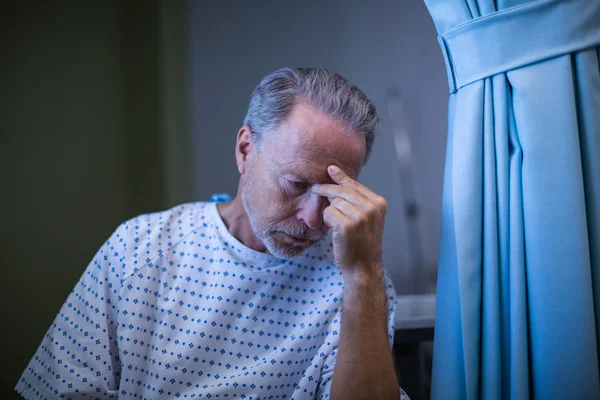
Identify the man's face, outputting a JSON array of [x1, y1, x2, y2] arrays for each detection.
[[241, 101, 366, 259]]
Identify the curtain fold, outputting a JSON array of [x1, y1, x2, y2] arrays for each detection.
[[423, 0, 600, 398]]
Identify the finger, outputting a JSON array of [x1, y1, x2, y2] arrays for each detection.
[[323, 205, 353, 233], [327, 165, 376, 201], [327, 165, 388, 210], [327, 165, 363, 189], [312, 183, 370, 210], [329, 197, 364, 223], [326, 165, 359, 187]]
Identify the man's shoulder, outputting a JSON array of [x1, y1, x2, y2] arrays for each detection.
[[120, 201, 209, 237], [106, 201, 212, 267], [97, 201, 221, 284]]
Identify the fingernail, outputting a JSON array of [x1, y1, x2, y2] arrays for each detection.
[[328, 165, 339, 173], [312, 184, 320, 191]]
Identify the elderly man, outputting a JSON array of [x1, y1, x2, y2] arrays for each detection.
[[16, 68, 408, 400]]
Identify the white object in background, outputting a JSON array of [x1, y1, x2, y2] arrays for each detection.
[[385, 88, 430, 293], [395, 294, 436, 330]]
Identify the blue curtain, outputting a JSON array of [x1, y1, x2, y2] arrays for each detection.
[[423, 0, 600, 398]]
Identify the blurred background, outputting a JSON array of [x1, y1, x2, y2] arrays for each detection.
[[0, 1, 447, 398]]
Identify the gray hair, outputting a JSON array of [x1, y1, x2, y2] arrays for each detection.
[[243, 68, 378, 164]]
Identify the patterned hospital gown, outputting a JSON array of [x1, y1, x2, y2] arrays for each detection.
[[16, 200, 409, 399]]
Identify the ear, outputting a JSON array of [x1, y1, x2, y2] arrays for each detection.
[[235, 125, 254, 175]]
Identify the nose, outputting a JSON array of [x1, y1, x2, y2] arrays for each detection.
[[297, 192, 327, 230]]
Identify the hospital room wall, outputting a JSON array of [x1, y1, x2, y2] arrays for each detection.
[[188, 0, 449, 295], [0, 1, 188, 398]]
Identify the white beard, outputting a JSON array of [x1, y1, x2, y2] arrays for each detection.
[[240, 164, 322, 260]]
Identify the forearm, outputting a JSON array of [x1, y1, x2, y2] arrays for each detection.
[[330, 266, 399, 400]]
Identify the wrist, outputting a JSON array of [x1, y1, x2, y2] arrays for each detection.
[[342, 264, 386, 298], [342, 263, 384, 286], [340, 263, 389, 328]]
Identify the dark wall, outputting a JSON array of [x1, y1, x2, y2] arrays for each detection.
[[0, 1, 177, 397]]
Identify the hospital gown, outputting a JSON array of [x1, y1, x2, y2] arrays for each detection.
[[16, 200, 409, 399]]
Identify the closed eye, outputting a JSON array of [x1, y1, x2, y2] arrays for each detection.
[[289, 181, 308, 189]]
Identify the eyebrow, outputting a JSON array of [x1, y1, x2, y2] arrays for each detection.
[[285, 172, 334, 184], [286, 172, 317, 182]]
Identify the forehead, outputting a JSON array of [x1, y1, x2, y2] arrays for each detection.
[[263, 102, 366, 181]]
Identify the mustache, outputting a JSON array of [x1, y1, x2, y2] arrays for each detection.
[[274, 225, 325, 241]]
